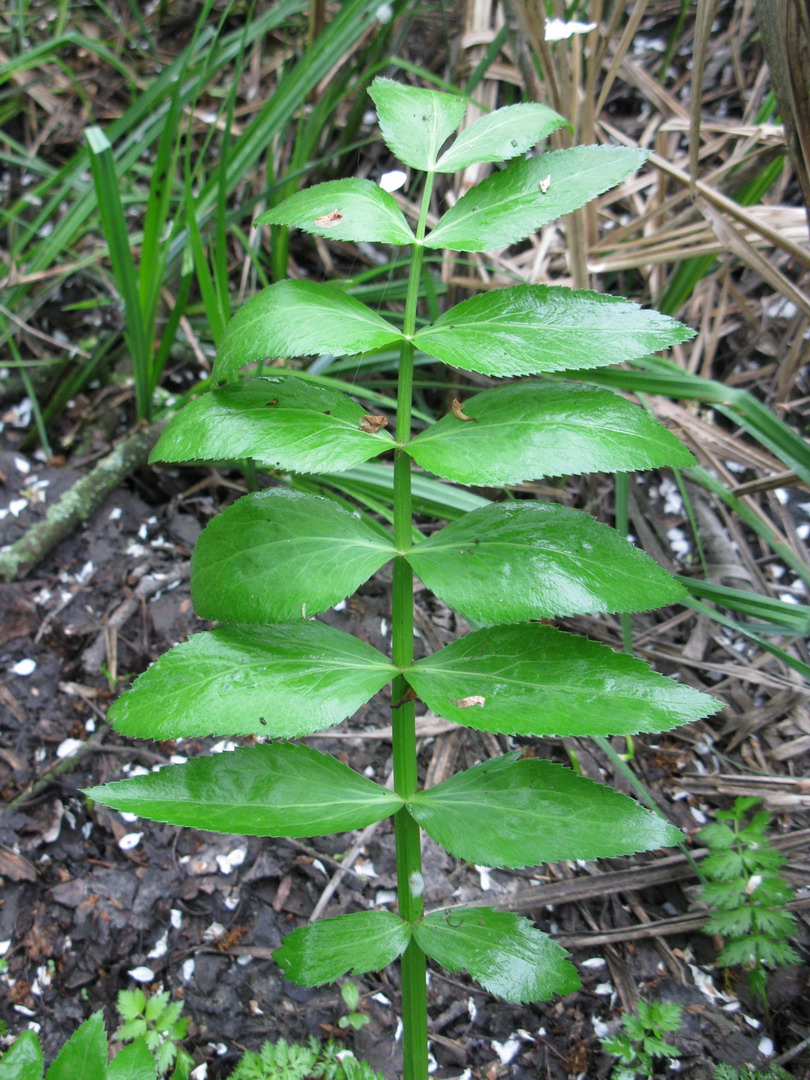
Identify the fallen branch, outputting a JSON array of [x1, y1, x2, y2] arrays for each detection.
[[0, 421, 166, 582]]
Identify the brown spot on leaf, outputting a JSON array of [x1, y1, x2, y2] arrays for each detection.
[[314, 210, 343, 227], [450, 399, 477, 422], [451, 695, 485, 708], [359, 413, 388, 433]]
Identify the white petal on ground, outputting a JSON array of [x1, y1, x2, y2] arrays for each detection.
[[127, 966, 155, 983], [545, 18, 597, 40]]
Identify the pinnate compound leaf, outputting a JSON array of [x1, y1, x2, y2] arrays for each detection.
[[151, 376, 393, 474], [256, 178, 415, 244], [407, 381, 694, 483], [0, 1030, 44, 1080], [406, 501, 685, 625], [425, 146, 648, 251], [368, 76, 467, 171], [214, 280, 402, 380], [407, 624, 718, 737], [412, 286, 693, 377], [107, 1041, 157, 1080], [275, 911, 411, 986], [413, 908, 578, 1003], [408, 754, 682, 867], [110, 622, 396, 741], [191, 489, 394, 623], [85, 744, 403, 837], [45, 1011, 106, 1080], [434, 104, 567, 172]]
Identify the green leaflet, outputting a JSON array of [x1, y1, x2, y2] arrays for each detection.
[[214, 279, 402, 379], [191, 489, 394, 623], [85, 744, 403, 837], [106, 1041, 157, 1080], [408, 754, 682, 868], [256, 177, 415, 244], [425, 146, 648, 251], [0, 1030, 44, 1080], [407, 380, 695, 483], [434, 103, 567, 172], [275, 911, 412, 986], [109, 622, 396, 741], [151, 376, 394, 474], [413, 908, 578, 1003], [412, 286, 694, 376], [406, 501, 685, 624], [407, 624, 719, 737], [369, 76, 467, 171], [44, 1012, 107, 1080]]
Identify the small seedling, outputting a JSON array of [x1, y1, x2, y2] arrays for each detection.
[[0, 1009, 192, 1080], [601, 1000, 683, 1080], [714, 1065, 794, 1080], [339, 982, 370, 1031], [86, 77, 719, 1079], [699, 797, 800, 1005], [226, 1035, 383, 1080], [115, 987, 190, 1076]]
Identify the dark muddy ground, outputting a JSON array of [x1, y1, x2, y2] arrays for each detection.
[[1, 420, 808, 1080]]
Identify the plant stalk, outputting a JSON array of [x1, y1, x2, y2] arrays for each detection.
[[391, 172, 434, 1080]]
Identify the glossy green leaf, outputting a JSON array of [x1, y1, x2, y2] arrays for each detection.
[[85, 744, 403, 836], [45, 1012, 106, 1080], [0, 1030, 43, 1080], [275, 911, 411, 986], [256, 178, 415, 244], [107, 1041, 157, 1080], [425, 146, 647, 251], [214, 280, 402, 380], [407, 624, 719, 737], [407, 380, 694, 483], [191, 489, 394, 623], [151, 376, 394, 473], [412, 286, 694, 376], [110, 622, 396, 740], [408, 753, 682, 867], [413, 908, 578, 1003], [434, 103, 567, 172], [406, 501, 685, 624], [368, 76, 467, 171]]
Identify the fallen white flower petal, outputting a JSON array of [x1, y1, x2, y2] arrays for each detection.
[[127, 966, 155, 983], [56, 739, 84, 759], [9, 659, 36, 677], [148, 932, 168, 959], [118, 833, 143, 851], [492, 1038, 521, 1065], [380, 169, 407, 193], [545, 18, 597, 40]]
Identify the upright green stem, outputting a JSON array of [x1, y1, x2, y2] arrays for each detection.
[[392, 172, 434, 1080]]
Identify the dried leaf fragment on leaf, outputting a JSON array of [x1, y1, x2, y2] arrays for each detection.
[[451, 695, 485, 708], [314, 210, 344, 227], [450, 399, 478, 422], [359, 414, 388, 433]]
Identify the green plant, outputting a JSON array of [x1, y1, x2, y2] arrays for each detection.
[[338, 982, 370, 1031], [714, 1064, 794, 1080], [699, 797, 800, 1004], [115, 988, 189, 1076], [226, 1035, 383, 1080], [601, 1000, 683, 1080], [85, 77, 719, 1079], [0, 1009, 192, 1080]]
